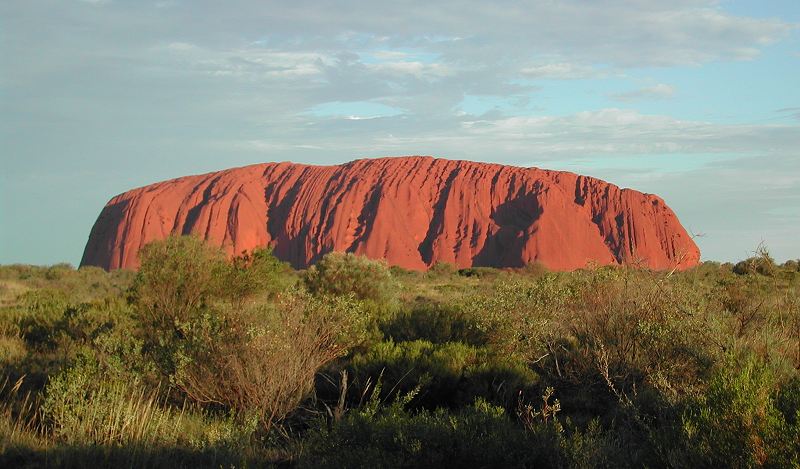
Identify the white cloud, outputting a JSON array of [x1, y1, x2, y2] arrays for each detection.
[[519, 62, 604, 79], [159, 43, 333, 79], [47, 1, 793, 68], [454, 108, 799, 157], [365, 61, 453, 79], [224, 108, 799, 167], [611, 84, 676, 101], [165, 42, 197, 52]]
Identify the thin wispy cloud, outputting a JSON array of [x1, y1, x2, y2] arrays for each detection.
[[610, 84, 676, 102], [519, 62, 606, 80], [776, 107, 800, 120]]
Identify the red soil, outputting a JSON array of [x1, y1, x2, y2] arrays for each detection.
[[80, 156, 700, 271]]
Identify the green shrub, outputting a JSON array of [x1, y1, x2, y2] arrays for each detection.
[[349, 339, 537, 410], [732, 246, 778, 277], [17, 289, 70, 349], [222, 247, 294, 306], [380, 302, 486, 346], [0, 264, 134, 307], [300, 392, 621, 469], [299, 398, 544, 469], [681, 356, 799, 468], [44, 264, 73, 281], [776, 377, 800, 426], [557, 270, 713, 403], [130, 237, 369, 431], [131, 235, 228, 330], [457, 266, 500, 278], [781, 260, 799, 272], [172, 291, 371, 430], [426, 261, 457, 278], [304, 252, 398, 307], [458, 275, 573, 362], [518, 260, 548, 277]]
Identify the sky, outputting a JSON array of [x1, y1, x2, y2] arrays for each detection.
[[1, 0, 799, 266]]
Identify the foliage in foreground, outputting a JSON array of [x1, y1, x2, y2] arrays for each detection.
[[0, 239, 798, 467]]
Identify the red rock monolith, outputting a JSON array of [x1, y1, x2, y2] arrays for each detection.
[[81, 156, 700, 271]]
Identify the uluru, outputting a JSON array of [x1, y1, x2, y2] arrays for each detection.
[[80, 156, 700, 271]]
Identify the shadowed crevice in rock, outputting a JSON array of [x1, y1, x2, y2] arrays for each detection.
[[473, 190, 543, 268], [265, 170, 308, 269], [182, 177, 222, 236], [418, 166, 462, 265], [348, 183, 383, 255]]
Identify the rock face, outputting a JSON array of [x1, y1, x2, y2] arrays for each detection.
[[81, 156, 700, 271]]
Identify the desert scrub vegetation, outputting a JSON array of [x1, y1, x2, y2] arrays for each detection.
[[0, 238, 798, 467], [304, 251, 400, 323]]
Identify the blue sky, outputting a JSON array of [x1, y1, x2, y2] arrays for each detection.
[[1, 0, 798, 265]]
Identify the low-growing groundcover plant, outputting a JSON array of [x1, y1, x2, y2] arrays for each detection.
[[0, 237, 798, 467]]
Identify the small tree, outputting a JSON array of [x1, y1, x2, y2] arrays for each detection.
[[304, 252, 398, 306], [732, 244, 777, 276], [131, 235, 228, 328], [780, 259, 799, 272], [223, 247, 293, 308], [173, 292, 369, 430], [131, 236, 368, 431]]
